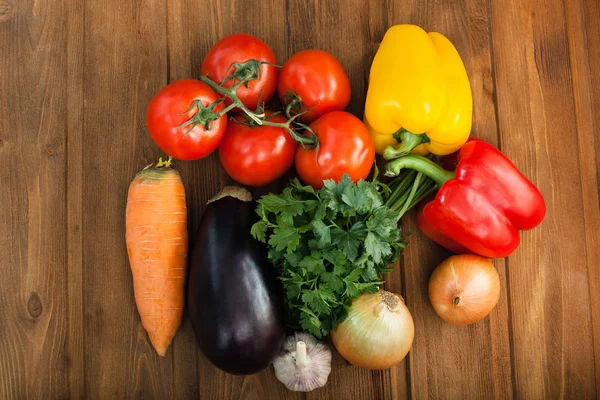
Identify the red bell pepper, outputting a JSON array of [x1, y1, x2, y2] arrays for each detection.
[[384, 139, 546, 258]]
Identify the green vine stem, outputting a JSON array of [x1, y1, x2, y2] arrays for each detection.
[[199, 75, 265, 124], [196, 61, 319, 150]]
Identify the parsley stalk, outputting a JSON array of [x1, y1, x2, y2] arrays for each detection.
[[385, 169, 437, 217]]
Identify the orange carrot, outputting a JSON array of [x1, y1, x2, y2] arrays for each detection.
[[125, 157, 187, 356]]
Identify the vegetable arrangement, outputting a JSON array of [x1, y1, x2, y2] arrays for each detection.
[[123, 23, 546, 392]]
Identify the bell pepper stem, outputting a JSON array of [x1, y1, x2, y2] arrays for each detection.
[[383, 129, 430, 160], [384, 154, 455, 186]]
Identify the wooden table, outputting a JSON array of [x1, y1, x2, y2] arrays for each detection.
[[1, 0, 599, 398]]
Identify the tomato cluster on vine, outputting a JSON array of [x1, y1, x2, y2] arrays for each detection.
[[145, 33, 374, 189]]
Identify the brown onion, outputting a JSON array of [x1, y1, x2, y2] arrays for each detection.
[[331, 290, 414, 370], [428, 254, 500, 325]]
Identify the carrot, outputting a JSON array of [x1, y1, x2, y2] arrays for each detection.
[[125, 157, 187, 357]]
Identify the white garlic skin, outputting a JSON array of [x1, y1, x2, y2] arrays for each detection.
[[273, 332, 332, 392]]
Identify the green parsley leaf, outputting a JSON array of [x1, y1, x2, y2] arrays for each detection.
[[344, 280, 379, 298], [250, 220, 267, 242], [260, 187, 304, 216], [299, 308, 323, 338], [364, 231, 392, 264], [331, 221, 366, 261], [311, 219, 331, 248], [284, 252, 302, 268], [302, 288, 331, 315], [321, 272, 344, 294], [367, 207, 401, 238], [298, 252, 325, 275], [358, 179, 384, 209], [322, 175, 354, 215], [323, 249, 348, 268], [269, 226, 301, 254], [290, 178, 316, 195]]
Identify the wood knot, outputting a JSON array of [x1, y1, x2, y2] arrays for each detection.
[[45, 145, 56, 156], [0, 2, 14, 23], [27, 293, 43, 318], [0, 138, 4, 147]]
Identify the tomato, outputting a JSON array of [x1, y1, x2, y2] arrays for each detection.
[[218, 112, 297, 187], [295, 111, 375, 189], [278, 50, 351, 123], [146, 79, 227, 160], [202, 33, 278, 110]]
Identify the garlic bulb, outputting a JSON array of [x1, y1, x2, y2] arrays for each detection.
[[273, 332, 332, 392]]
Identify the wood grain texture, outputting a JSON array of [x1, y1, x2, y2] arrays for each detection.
[[167, 1, 302, 399], [490, 0, 597, 397], [564, 0, 600, 392], [81, 0, 173, 397], [0, 0, 69, 397], [1, 0, 599, 398], [390, 0, 514, 398], [65, 0, 85, 396]]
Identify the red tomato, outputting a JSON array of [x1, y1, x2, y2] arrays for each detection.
[[218, 113, 297, 187], [295, 111, 375, 189], [278, 50, 351, 123], [146, 79, 227, 160], [202, 33, 278, 110]]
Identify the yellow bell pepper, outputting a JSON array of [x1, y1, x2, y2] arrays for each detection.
[[364, 24, 473, 157]]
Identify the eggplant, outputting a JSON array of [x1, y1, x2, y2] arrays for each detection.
[[188, 187, 285, 375]]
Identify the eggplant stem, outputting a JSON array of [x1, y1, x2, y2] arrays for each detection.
[[207, 186, 252, 204]]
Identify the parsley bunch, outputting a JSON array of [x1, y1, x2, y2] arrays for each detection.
[[251, 175, 406, 338]]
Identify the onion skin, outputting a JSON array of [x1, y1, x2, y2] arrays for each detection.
[[331, 290, 414, 370], [428, 254, 500, 325]]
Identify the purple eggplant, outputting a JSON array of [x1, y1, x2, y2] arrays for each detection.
[[188, 187, 285, 375]]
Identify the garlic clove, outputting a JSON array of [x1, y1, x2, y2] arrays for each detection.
[[273, 332, 332, 392]]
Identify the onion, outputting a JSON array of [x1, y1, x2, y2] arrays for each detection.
[[428, 254, 500, 325], [331, 290, 414, 370]]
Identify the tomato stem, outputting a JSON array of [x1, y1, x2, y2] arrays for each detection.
[[199, 64, 319, 149], [283, 92, 303, 119], [215, 102, 236, 118], [176, 98, 223, 134]]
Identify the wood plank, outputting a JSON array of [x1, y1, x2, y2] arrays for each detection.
[[383, 0, 515, 398], [375, 3, 414, 398], [463, 0, 514, 396], [165, 1, 201, 398], [81, 0, 173, 397], [0, 0, 69, 398], [65, 0, 85, 396], [489, 0, 597, 396], [166, 0, 303, 399], [367, 2, 412, 399], [274, 1, 407, 399], [564, 0, 600, 392]]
